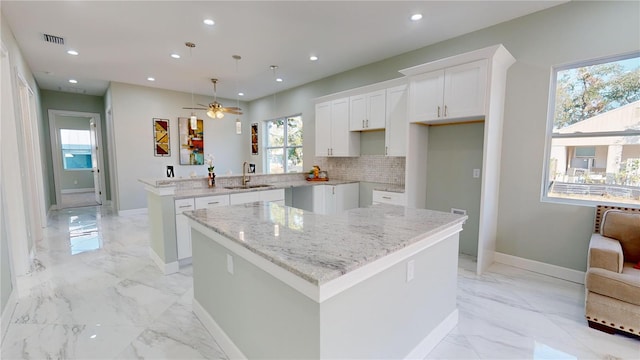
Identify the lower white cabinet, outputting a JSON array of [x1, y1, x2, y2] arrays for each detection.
[[313, 183, 359, 215], [372, 190, 406, 206], [175, 198, 195, 260], [230, 188, 285, 205], [195, 194, 230, 209]]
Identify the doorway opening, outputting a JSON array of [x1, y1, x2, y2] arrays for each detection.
[[49, 110, 106, 209]]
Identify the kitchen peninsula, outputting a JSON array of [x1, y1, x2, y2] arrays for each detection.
[[185, 202, 466, 359]]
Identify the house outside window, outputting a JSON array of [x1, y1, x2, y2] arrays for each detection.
[[60, 129, 92, 170], [543, 53, 640, 206], [265, 115, 303, 173]]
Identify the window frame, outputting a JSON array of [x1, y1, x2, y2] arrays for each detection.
[[541, 51, 640, 207], [263, 114, 303, 174]]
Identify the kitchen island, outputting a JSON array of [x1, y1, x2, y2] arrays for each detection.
[[185, 202, 466, 359]]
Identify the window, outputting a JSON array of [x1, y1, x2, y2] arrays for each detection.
[[543, 53, 640, 206], [60, 129, 92, 170], [265, 115, 303, 173]]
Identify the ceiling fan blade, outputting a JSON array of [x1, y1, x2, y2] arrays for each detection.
[[197, 104, 208, 107], [224, 107, 242, 111], [222, 108, 243, 114], [182, 107, 207, 110]]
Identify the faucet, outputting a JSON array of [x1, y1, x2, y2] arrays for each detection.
[[242, 161, 250, 186]]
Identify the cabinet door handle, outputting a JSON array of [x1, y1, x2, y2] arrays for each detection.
[[328, 148, 330, 156], [385, 146, 388, 156], [444, 105, 448, 117], [178, 205, 192, 209], [382, 196, 392, 200], [208, 201, 220, 205], [362, 119, 365, 128], [437, 106, 441, 117], [366, 119, 369, 127], [332, 187, 335, 195]]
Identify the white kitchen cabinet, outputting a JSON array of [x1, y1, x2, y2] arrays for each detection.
[[372, 190, 406, 206], [384, 85, 408, 156], [312, 183, 359, 215], [315, 98, 360, 157], [175, 198, 195, 260], [230, 188, 285, 205], [349, 89, 386, 131], [408, 59, 487, 124], [195, 194, 230, 209]]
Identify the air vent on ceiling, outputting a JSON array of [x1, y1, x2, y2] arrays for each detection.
[[43, 33, 64, 45]]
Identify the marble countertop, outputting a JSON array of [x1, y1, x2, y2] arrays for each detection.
[[172, 179, 359, 199], [184, 202, 466, 286], [373, 184, 405, 193]]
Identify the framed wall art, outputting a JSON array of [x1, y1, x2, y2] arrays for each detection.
[[178, 117, 204, 165], [251, 123, 259, 155], [153, 118, 170, 157]]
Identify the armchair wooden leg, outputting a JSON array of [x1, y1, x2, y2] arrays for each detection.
[[588, 320, 616, 334]]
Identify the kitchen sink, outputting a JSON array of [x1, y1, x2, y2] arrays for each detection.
[[224, 184, 274, 190]]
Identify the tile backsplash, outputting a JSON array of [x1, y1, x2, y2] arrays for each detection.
[[315, 156, 405, 185]]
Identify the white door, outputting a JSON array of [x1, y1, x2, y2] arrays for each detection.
[[89, 118, 102, 204]]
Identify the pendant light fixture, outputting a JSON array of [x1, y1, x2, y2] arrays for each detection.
[[233, 55, 242, 135], [186, 42, 198, 130]]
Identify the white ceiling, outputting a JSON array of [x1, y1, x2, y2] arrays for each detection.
[[2, 1, 565, 101]]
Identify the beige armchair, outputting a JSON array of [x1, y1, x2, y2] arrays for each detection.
[[585, 206, 640, 336]]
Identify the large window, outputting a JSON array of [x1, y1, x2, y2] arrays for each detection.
[[544, 53, 640, 206], [60, 129, 92, 170], [265, 115, 303, 173]]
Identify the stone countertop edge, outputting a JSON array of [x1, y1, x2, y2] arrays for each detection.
[[184, 203, 466, 287]]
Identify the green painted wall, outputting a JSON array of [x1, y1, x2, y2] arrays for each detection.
[[40, 90, 109, 206], [247, 1, 639, 271], [426, 123, 484, 256]]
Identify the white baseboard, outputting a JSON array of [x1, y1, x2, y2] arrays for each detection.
[[61, 188, 94, 194], [149, 248, 179, 275], [193, 299, 247, 360], [405, 309, 458, 360], [1, 288, 17, 343], [117, 207, 148, 216], [494, 252, 585, 284]]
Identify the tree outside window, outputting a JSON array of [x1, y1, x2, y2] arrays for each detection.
[[544, 53, 640, 205], [265, 115, 303, 173]]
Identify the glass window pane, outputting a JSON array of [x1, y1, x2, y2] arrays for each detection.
[[267, 119, 284, 147], [60, 129, 92, 170], [286, 147, 303, 173], [267, 148, 284, 174], [287, 116, 303, 146]]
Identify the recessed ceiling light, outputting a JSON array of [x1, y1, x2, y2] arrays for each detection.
[[276, 78, 283, 82], [410, 13, 423, 21], [67, 50, 79, 56], [238, 92, 244, 96], [171, 53, 180, 59], [69, 79, 78, 84], [147, 77, 155, 81], [203, 19, 215, 26], [309, 55, 318, 61]]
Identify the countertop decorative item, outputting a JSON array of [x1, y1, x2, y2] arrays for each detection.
[[306, 165, 328, 181], [206, 154, 215, 187]]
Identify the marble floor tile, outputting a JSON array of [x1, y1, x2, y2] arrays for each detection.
[[2, 206, 638, 359]]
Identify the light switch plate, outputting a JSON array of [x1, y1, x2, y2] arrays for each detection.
[[227, 254, 234, 275], [406, 260, 415, 282], [473, 168, 481, 178]]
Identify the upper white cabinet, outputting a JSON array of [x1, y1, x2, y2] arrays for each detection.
[[349, 89, 386, 131], [384, 85, 408, 156], [408, 59, 488, 124], [315, 98, 360, 157]]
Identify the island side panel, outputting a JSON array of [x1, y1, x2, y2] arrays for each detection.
[[192, 229, 321, 359], [319, 233, 459, 359], [147, 192, 178, 270]]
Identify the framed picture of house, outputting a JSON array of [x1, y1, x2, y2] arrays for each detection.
[[153, 118, 170, 157], [251, 123, 259, 155], [178, 117, 204, 165]]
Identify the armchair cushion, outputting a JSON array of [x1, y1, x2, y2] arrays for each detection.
[[600, 210, 640, 263], [586, 263, 640, 306], [588, 233, 624, 273]]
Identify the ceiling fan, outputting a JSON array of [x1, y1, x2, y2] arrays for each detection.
[[183, 78, 242, 119]]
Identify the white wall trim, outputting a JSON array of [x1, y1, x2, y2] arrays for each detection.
[[494, 252, 585, 284], [405, 309, 458, 360], [148, 248, 178, 275], [61, 188, 95, 194], [193, 298, 247, 360], [117, 207, 148, 217], [1, 288, 17, 343]]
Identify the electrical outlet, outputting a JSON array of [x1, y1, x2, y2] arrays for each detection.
[[227, 254, 234, 275], [406, 260, 415, 282], [451, 208, 467, 216], [473, 169, 481, 178]]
